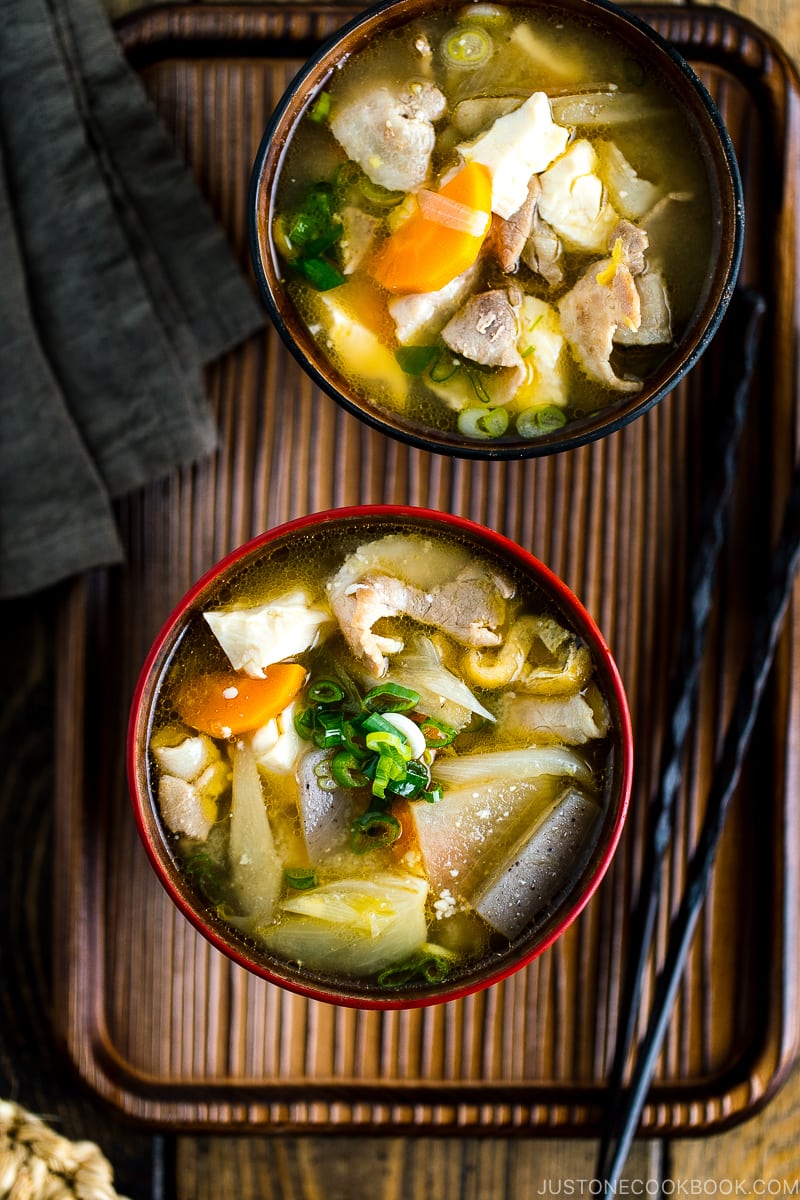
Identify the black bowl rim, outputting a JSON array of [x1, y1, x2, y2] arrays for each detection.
[[248, 0, 745, 460]]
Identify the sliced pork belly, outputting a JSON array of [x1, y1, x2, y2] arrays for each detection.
[[441, 289, 523, 368], [329, 81, 446, 193]]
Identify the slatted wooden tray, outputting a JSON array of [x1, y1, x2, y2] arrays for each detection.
[[52, 3, 800, 1134]]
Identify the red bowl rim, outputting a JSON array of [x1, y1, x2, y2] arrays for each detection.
[[128, 504, 633, 1009]]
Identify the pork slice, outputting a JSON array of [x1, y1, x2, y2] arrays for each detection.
[[614, 269, 672, 346], [521, 208, 564, 287], [441, 290, 523, 368], [486, 177, 540, 273], [609, 218, 649, 276], [333, 566, 511, 676], [558, 258, 642, 392], [329, 81, 446, 193]]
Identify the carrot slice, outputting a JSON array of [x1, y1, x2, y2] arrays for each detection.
[[370, 162, 492, 295], [175, 663, 307, 738]]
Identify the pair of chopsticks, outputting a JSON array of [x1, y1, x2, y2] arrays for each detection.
[[595, 285, 800, 1183]]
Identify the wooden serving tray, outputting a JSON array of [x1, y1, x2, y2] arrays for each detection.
[[53, 3, 800, 1134]]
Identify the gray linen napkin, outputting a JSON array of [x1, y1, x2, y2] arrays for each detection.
[[0, 0, 264, 598]]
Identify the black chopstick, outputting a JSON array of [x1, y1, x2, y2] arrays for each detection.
[[598, 450, 800, 1184], [595, 286, 766, 1182]]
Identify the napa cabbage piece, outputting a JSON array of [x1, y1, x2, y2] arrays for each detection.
[[328, 533, 475, 595], [260, 873, 429, 976], [392, 634, 495, 726], [595, 140, 662, 221], [473, 785, 602, 938], [228, 742, 283, 923], [497, 685, 610, 746], [431, 743, 593, 787], [204, 589, 333, 679], [550, 90, 671, 128]]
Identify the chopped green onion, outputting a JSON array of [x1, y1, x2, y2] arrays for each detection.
[[420, 784, 443, 804], [442, 25, 493, 67], [313, 758, 339, 793], [295, 256, 345, 291], [308, 679, 345, 705], [520, 344, 535, 358], [418, 715, 458, 747], [184, 852, 225, 905], [313, 710, 346, 748], [284, 867, 317, 890], [363, 682, 421, 712], [372, 750, 407, 799], [361, 711, 405, 737], [387, 758, 430, 799], [294, 705, 316, 740], [377, 944, 456, 987], [333, 160, 363, 198], [359, 177, 406, 207], [350, 810, 402, 853], [429, 355, 460, 382], [516, 404, 567, 439], [395, 345, 440, 377], [466, 369, 493, 406], [287, 184, 337, 248], [365, 729, 411, 759], [331, 750, 369, 788], [457, 405, 509, 439], [307, 91, 332, 123]]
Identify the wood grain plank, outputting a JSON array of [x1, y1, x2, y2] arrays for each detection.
[[174, 1135, 665, 1198]]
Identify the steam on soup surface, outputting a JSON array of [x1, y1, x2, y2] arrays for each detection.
[[267, 2, 712, 443], [148, 522, 615, 992]]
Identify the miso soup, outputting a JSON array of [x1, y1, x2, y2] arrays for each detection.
[[266, 2, 714, 444], [146, 518, 617, 994]]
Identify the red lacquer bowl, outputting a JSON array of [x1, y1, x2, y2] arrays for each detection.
[[128, 506, 633, 1008]]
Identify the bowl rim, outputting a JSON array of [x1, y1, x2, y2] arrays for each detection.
[[247, 0, 745, 460], [128, 504, 634, 1009]]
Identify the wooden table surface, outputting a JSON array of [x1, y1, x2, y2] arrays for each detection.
[[2, 0, 799, 1196]]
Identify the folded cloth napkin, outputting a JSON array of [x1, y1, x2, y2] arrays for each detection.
[[0, 0, 264, 599]]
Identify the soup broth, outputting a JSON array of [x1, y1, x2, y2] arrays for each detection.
[[147, 520, 615, 994], [267, 2, 713, 445]]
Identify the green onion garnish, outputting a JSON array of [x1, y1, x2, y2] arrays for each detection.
[[441, 25, 493, 67], [395, 346, 440, 377], [516, 404, 567, 439], [284, 867, 317, 890], [458, 405, 509, 439], [377, 944, 456, 987], [417, 715, 458, 747], [308, 679, 345, 705], [295, 256, 345, 291], [350, 810, 402, 853], [331, 749, 369, 788], [363, 681, 420, 711], [307, 91, 332, 123], [429, 355, 460, 383]]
